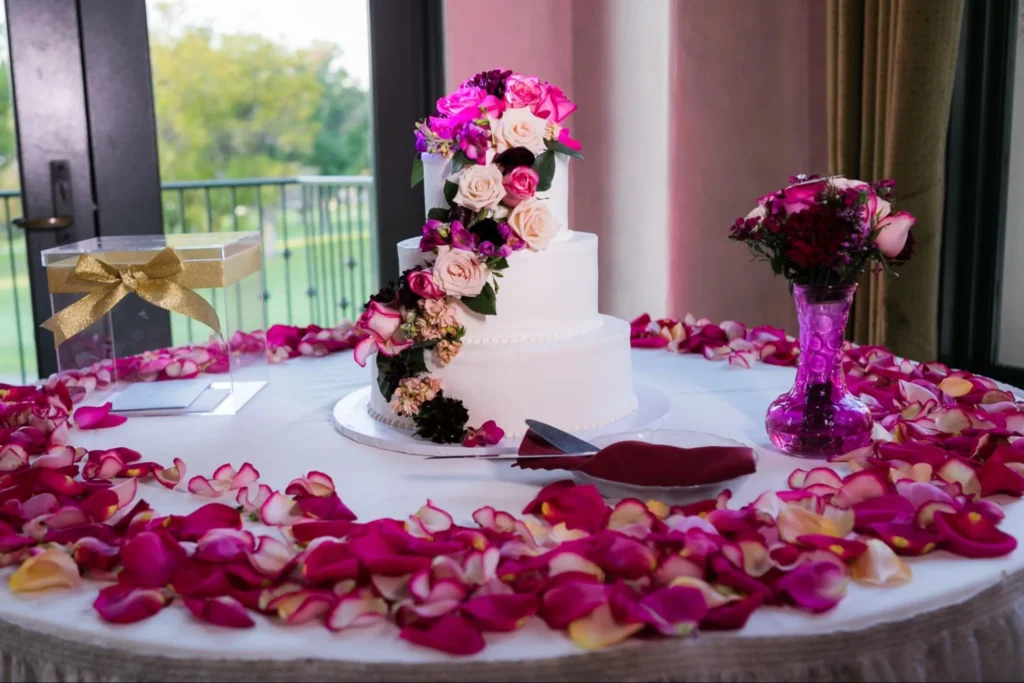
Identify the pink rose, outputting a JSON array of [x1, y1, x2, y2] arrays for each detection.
[[353, 301, 411, 366], [407, 269, 445, 299], [875, 211, 916, 258], [775, 179, 827, 215], [436, 87, 486, 122], [431, 246, 490, 298], [504, 74, 546, 109], [532, 84, 577, 123], [502, 167, 539, 207]]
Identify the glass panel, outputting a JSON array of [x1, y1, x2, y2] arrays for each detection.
[[145, 0, 376, 344], [0, 0, 32, 385]]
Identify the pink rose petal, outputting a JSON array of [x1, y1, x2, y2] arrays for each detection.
[[154, 458, 187, 489], [326, 587, 388, 630], [183, 596, 255, 628], [400, 613, 485, 656], [934, 509, 1018, 558], [179, 503, 242, 542], [637, 586, 708, 636], [94, 584, 168, 623], [119, 531, 186, 587], [777, 561, 846, 614], [460, 593, 538, 632], [73, 403, 127, 430]]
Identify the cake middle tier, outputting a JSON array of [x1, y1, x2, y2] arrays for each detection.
[[397, 231, 599, 343], [369, 314, 638, 437]]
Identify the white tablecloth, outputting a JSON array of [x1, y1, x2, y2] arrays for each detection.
[[2, 350, 1023, 680]]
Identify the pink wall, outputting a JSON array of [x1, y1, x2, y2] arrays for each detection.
[[444, 0, 573, 94], [667, 0, 826, 331], [443, 0, 826, 334]]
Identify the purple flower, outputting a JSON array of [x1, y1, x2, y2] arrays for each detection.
[[419, 219, 449, 252], [454, 122, 490, 164], [461, 69, 513, 98], [478, 241, 497, 257], [414, 128, 429, 153], [498, 222, 526, 251], [450, 221, 479, 251]]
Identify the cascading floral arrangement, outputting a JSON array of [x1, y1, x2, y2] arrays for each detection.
[[353, 69, 582, 445], [729, 175, 917, 289]]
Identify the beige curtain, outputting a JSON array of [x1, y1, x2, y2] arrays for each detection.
[[827, 0, 963, 360]]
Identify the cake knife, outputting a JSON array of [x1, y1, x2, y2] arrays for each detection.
[[424, 452, 595, 461], [524, 420, 601, 454], [426, 420, 600, 460]]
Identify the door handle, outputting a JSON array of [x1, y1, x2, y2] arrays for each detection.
[[12, 216, 73, 230]]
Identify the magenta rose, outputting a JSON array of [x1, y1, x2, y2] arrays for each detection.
[[504, 74, 546, 109], [532, 84, 577, 123], [407, 268, 445, 299], [775, 179, 827, 215], [502, 167, 540, 207], [436, 87, 486, 122]]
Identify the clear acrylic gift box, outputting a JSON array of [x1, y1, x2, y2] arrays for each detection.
[[41, 232, 268, 415]]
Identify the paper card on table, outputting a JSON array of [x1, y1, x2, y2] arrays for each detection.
[[110, 378, 213, 412]]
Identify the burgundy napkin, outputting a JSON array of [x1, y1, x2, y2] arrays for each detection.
[[515, 429, 756, 487]]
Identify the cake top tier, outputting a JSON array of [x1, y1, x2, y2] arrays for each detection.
[[411, 69, 583, 254]]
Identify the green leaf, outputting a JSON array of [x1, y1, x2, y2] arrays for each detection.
[[427, 207, 449, 221], [444, 180, 459, 206], [450, 149, 470, 174], [405, 347, 428, 375], [487, 257, 509, 271], [533, 150, 556, 192], [460, 282, 497, 315], [410, 156, 424, 187], [375, 347, 428, 401], [544, 138, 584, 160]]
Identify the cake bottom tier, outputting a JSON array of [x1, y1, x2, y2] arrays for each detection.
[[369, 315, 637, 438]]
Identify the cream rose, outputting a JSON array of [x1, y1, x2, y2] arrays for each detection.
[[490, 108, 548, 155], [453, 164, 506, 212], [431, 246, 490, 298], [507, 198, 560, 251]]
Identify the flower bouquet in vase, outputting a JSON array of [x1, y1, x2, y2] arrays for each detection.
[[730, 175, 916, 458]]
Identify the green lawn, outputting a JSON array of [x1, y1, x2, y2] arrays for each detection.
[[0, 194, 378, 385]]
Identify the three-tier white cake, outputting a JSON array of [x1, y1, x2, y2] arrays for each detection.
[[368, 154, 637, 437]]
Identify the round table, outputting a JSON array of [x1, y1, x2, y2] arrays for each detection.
[[2, 350, 1023, 682]]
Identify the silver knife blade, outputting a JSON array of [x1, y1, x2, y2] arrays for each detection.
[[425, 451, 597, 461], [524, 420, 599, 454]]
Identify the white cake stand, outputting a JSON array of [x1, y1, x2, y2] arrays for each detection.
[[331, 384, 671, 456]]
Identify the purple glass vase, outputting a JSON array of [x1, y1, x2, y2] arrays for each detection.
[[765, 283, 872, 458]]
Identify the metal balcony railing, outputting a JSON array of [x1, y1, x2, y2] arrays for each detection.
[[0, 176, 377, 384]]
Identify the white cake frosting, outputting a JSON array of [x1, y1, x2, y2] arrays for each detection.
[[397, 232, 600, 343], [370, 315, 637, 437], [367, 148, 635, 439], [422, 153, 571, 243]]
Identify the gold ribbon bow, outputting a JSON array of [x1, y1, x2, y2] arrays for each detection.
[[42, 247, 221, 346]]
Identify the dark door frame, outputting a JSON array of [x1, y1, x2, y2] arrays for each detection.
[[367, 0, 446, 284], [7, 0, 445, 378], [7, 0, 169, 378], [939, 0, 1023, 388]]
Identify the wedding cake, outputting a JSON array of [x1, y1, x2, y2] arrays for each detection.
[[355, 69, 636, 444]]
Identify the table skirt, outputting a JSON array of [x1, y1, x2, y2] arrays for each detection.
[[3, 567, 1022, 683]]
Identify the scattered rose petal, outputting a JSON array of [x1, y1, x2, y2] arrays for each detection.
[[850, 538, 912, 586], [8, 548, 81, 592], [73, 403, 127, 430], [184, 596, 255, 628], [94, 584, 168, 623]]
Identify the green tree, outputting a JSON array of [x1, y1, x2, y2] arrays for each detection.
[[309, 45, 371, 177], [149, 3, 370, 182]]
